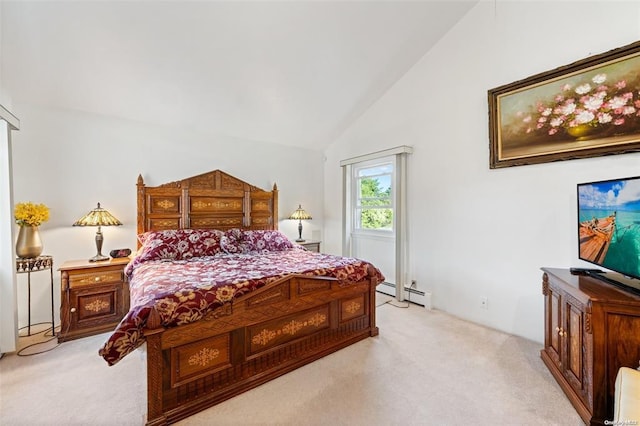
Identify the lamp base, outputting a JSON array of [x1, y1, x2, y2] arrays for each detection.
[[295, 238, 305, 242], [90, 227, 109, 262], [89, 254, 110, 262]]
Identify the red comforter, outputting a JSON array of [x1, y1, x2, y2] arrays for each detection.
[[99, 248, 384, 365]]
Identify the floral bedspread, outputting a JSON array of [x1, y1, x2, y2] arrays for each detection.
[[99, 249, 384, 365]]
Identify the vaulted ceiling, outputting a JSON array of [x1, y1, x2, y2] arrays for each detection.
[[2, 1, 476, 150]]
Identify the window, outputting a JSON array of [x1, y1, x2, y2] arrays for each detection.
[[341, 145, 412, 301], [354, 161, 393, 231]]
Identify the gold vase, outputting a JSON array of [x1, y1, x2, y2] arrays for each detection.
[[566, 124, 597, 140], [16, 225, 43, 258]]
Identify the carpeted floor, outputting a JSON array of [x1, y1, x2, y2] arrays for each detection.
[[0, 294, 584, 425]]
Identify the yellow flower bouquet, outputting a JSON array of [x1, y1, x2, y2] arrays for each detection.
[[14, 202, 50, 227]]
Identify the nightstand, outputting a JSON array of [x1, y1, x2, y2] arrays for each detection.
[[297, 240, 321, 253], [58, 257, 130, 342]]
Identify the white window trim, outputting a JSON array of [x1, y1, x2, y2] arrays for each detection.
[[339, 145, 413, 167], [341, 145, 412, 302], [0, 105, 20, 354]]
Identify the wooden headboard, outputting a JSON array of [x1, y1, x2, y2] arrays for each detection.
[[136, 169, 278, 238]]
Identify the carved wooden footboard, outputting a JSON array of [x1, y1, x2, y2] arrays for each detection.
[[144, 270, 379, 425]]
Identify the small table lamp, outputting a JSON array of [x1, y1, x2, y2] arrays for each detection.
[[73, 202, 122, 262], [288, 204, 312, 242]]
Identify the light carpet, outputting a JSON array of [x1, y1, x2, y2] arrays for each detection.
[[0, 294, 584, 425]]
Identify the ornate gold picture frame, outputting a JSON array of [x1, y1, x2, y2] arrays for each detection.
[[488, 40, 640, 168]]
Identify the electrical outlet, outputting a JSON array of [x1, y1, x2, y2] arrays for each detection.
[[481, 297, 488, 310]]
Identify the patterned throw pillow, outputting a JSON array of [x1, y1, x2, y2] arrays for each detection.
[[219, 229, 294, 254], [240, 230, 294, 253], [136, 228, 224, 261], [220, 228, 244, 254]]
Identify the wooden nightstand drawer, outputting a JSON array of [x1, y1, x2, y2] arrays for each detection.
[[69, 269, 122, 288], [298, 241, 321, 253], [74, 283, 121, 324], [59, 257, 130, 342]]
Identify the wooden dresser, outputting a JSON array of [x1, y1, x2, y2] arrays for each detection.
[[540, 268, 640, 425], [58, 257, 130, 342]]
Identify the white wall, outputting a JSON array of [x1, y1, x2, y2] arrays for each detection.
[[324, 1, 640, 343], [10, 103, 324, 328]]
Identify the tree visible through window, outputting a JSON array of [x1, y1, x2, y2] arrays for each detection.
[[356, 163, 393, 231]]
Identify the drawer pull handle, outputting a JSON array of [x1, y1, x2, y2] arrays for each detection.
[[95, 276, 101, 282], [70, 307, 76, 313]]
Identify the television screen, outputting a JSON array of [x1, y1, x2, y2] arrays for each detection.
[[577, 175, 640, 283]]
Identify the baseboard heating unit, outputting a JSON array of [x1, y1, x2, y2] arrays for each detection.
[[376, 281, 430, 308]]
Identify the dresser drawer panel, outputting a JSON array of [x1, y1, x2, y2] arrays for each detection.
[[171, 334, 231, 388], [76, 291, 117, 322], [251, 198, 272, 213], [190, 216, 243, 229], [190, 197, 243, 214], [340, 294, 366, 322], [148, 217, 181, 231], [69, 270, 122, 288], [149, 196, 181, 214], [247, 305, 330, 356], [250, 216, 272, 227], [300, 242, 320, 252]]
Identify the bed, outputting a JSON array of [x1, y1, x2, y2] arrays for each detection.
[[99, 170, 383, 425]]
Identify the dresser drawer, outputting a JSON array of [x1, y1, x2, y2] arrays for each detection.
[[72, 283, 123, 326], [298, 241, 321, 253], [69, 269, 123, 288]]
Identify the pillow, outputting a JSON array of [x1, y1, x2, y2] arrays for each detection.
[[136, 228, 224, 262], [220, 229, 294, 254], [220, 228, 244, 254], [240, 230, 294, 253]]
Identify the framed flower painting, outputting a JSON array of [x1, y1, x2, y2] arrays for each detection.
[[488, 40, 640, 168]]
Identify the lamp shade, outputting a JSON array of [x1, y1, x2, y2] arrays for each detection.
[[73, 202, 122, 227], [288, 205, 312, 221], [73, 203, 122, 262]]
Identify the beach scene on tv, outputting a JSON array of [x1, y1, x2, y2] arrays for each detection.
[[578, 177, 640, 279]]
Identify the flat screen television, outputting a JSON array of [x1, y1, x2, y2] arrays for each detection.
[[577, 175, 640, 296]]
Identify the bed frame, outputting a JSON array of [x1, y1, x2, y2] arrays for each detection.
[[136, 170, 380, 425]]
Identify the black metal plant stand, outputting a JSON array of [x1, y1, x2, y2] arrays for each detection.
[[16, 255, 54, 336]]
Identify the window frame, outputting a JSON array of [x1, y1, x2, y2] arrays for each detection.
[[351, 157, 395, 236]]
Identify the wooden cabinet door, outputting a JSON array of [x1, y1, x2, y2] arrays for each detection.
[[562, 295, 590, 409], [545, 285, 562, 368], [69, 282, 124, 331]]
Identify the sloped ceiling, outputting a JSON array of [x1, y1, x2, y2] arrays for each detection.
[[1, 1, 476, 150]]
